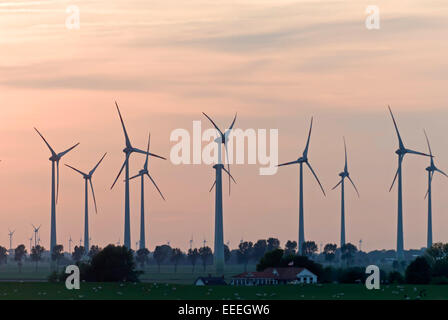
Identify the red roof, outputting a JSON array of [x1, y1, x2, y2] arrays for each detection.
[[232, 267, 307, 281]]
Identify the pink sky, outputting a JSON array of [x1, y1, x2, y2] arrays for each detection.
[[1, 0, 448, 252]]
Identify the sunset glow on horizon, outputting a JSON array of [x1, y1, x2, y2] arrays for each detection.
[[1, 0, 448, 253]]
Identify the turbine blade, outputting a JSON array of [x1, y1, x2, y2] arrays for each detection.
[[405, 148, 429, 157], [65, 164, 86, 176], [209, 180, 216, 193], [224, 142, 232, 195], [144, 132, 151, 170], [128, 173, 142, 181], [58, 143, 80, 158], [388, 105, 405, 150], [347, 176, 360, 197], [146, 173, 166, 201], [115, 101, 132, 148], [228, 113, 237, 130], [133, 148, 166, 160], [34, 128, 56, 156], [111, 156, 129, 189], [277, 160, 299, 167], [303, 117, 313, 157], [89, 179, 98, 214], [90, 153, 107, 176], [423, 129, 433, 157], [222, 166, 237, 184], [435, 167, 448, 178], [389, 167, 399, 192], [306, 162, 326, 196], [332, 179, 342, 190], [424, 171, 434, 199], [344, 137, 348, 172], [202, 112, 223, 136]]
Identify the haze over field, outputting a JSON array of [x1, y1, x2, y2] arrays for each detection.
[[1, 0, 448, 252]]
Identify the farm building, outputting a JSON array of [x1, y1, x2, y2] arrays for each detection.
[[230, 267, 317, 286]]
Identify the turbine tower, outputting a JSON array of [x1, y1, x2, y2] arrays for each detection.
[[31, 224, 41, 248], [111, 102, 166, 249], [69, 236, 73, 254], [332, 138, 359, 247], [278, 117, 325, 255], [388, 106, 429, 260], [65, 153, 107, 254], [34, 128, 79, 253], [423, 130, 447, 248], [129, 133, 166, 251], [202, 112, 237, 274], [29, 236, 33, 251]]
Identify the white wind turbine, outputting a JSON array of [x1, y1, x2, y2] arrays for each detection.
[[129, 133, 165, 251], [388, 106, 429, 260], [423, 130, 448, 248], [65, 153, 107, 254], [278, 117, 326, 255], [332, 138, 359, 247], [34, 128, 79, 253], [202, 112, 237, 274], [31, 224, 41, 248], [8, 229, 15, 253], [111, 102, 166, 249]]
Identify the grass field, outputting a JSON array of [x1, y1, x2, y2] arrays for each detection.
[[0, 263, 257, 284], [0, 282, 446, 300]]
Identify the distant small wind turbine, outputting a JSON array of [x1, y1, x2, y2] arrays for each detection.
[[423, 130, 448, 248], [8, 229, 15, 252], [128, 133, 165, 251], [31, 224, 41, 248], [388, 106, 429, 260], [34, 128, 79, 252], [65, 153, 107, 254], [332, 138, 359, 247], [69, 236, 73, 254], [278, 117, 325, 255], [202, 112, 237, 274], [111, 102, 166, 249]]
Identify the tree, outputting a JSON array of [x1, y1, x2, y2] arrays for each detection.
[[88, 245, 101, 259], [340, 243, 358, 266], [51, 244, 64, 269], [187, 248, 200, 272], [237, 241, 254, 272], [199, 246, 212, 272], [30, 245, 45, 272], [253, 240, 267, 261], [0, 246, 7, 265], [285, 241, 297, 256], [170, 248, 183, 273], [267, 238, 280, 252], [136, 248, 150, 268], [388, 271, 404, 284], [153, 245, 171, 272], [323, 244, 337, 263], [14, 244, 27, 273], [302, 241, 318, 258], [257, 249, 284, 272], [84, 245, 140, 282], [405, 257, 431, 284], [425, 242, 448, 262], [72, 246, 85, 263], [224, 244, 231, 263]]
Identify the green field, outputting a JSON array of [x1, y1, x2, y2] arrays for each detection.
[[0, 282, 446, 300]]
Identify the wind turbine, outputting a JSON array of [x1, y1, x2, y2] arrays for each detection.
[[31, 224, 41, 248], [332, 138, 359, 247], [128, 133, 165, 251], [65, 153, 107, 254], [278, 117, 325, 255], [111, 102, 166, 249], [29, 236, 33, 251], [202, 112, 237, 274], [8, 229, 14, 252], [423, 130, 447, 248], [34, 128, 79, 252], [388, 106, 429, 260], [69, 236, 73, 254]]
